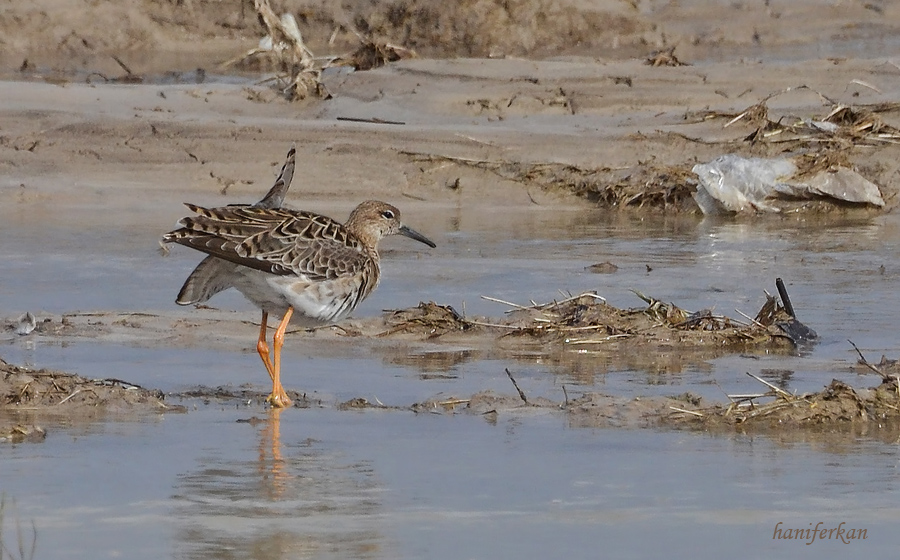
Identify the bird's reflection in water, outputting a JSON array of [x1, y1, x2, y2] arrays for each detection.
[[172, 409, 384, 560], [258, 408, 290, 500]]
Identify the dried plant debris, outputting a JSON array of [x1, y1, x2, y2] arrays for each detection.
[[86, 55, 144, 84], [847, 340, 900, 384], [403, 140, 888, 214], [0, 356, 174, 412], [645, 45, 689, 67], [223, 0, 327, 100], [677, 89, 900, 214], [485, 289, 798, 349], [666, 375, 900, 428], [852, 352, 900, 377], [696, 87, 900, 147], [379, 301, 470, 338], [224, 2, 417, 99], [411, 370, 900, 430], [0, 423, 46, 443], [517, 162, 697, 209], [662, 343, 900, 429], [332, 38, 417, 71], [399, 150, 698, 210], [380, 280, 812, 352]]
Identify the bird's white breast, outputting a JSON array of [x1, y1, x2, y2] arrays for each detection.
[[231, 267, 366, 326]]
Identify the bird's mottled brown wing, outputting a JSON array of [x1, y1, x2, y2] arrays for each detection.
[[162, 205, 370, 280]]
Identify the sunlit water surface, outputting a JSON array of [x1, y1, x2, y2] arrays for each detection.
[[3, 192, 900, 559]]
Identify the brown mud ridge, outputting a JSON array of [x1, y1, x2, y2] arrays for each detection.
[[414, 376, 900, 433], [0, 356, 180, 444], [5, 355, 900, 444], [671, 378, 900, 429]]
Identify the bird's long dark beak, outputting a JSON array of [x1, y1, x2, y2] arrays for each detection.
[[398, 225, 436, 248]]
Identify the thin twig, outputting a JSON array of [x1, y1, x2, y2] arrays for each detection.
[[728, 393, 768, 401], [743, 399, 798, 420], [745, 371, 794, 399], [481, 295, 533, 311], [336, 116, 405, 125], [111, 55, 135, 76], [565, 334, 633, 344], [57, 389, 82, 405], [505, 368, 528, 404], [848, 339, 889, 380], [438, 398, 469, 407], [734, 308, 766, 329], [850, 79, 882, 94], [670, 406, 704, 418], [541, 292, 607, 308], [454, 133, 501, 147], [398, 150, 503, 167], [713, 379, 738, 403], [465, 320, 523, 330]]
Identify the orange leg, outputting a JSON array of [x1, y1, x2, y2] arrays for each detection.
[[257, 311, 275, 381], [266, 306, 294, 408]]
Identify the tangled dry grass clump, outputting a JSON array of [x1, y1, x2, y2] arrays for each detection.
[[0, 357, 173, 413], [405, 351, 900, 431], [696, 90, 900, 150], [665, 375, 900, 428], [380, 301, 470, 339], [484, 290, 801, 349], [222, 0, 327, 100], [400, 151, 700, 210], [223, 0, 419, 100], [658, 340, 900, 428], [518, 163, 698, 210], [330, 39, 417, 71], [378, 281, 811, 353]]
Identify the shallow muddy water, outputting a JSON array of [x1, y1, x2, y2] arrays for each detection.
[[3, 203, 900, 558], [4, 406, 900, 560], [4, 0, 900, 556]]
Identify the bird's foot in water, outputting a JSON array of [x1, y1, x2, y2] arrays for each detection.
[[266, 389, 293, 408]]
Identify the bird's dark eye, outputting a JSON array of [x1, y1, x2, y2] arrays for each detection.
[[381, 210, 395, 219]]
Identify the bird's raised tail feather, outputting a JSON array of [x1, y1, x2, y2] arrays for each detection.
[[253, 144, 296, 210]]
